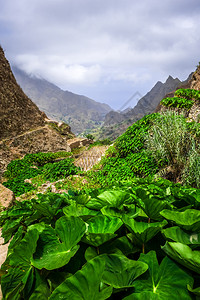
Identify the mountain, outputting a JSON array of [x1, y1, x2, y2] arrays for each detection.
[[0, 46, 75, 176], [98, 75, 190, 140], [12, 66, 112, 134]]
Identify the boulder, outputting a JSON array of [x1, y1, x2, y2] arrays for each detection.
[[0, 183, 15, 209]]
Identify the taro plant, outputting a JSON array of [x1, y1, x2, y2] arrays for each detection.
[[1, 179, 200, 299]]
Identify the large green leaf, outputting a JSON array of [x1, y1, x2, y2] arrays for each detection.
[[1, 268, 25, 300], [97, 190, 130, 208], [123, 251, 193, 300], [2, 217, 23, 243], [1, 229, 40, 299], [9, 229, 39, 269], [49, 256, 113, 300], [102, 254, 148, 288], [82, 216, 123, 247], [55, 216, 86, 249], [160, 209, 200, 231], [63, 203, 100, 219], [101, 204, 140, 219], [136, 188, 170, 221], [86, 215, 123, 233], [162, 242, 200, 274], [32, 217, 86, 270], [162, 226, 200, 246], [123, 217, 167, 244]]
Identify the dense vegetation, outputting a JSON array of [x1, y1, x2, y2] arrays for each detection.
[[1, 88, 200, 299], [2, 152, 79, 196], [1, 179, 200, 299], [160, 88, 200, 110]]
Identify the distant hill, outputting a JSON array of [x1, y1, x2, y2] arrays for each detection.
[[12, 67, 112, 134], [98, 75, 191, 140]]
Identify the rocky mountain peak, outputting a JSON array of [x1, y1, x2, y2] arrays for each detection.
[[0, 46, 45, 140]]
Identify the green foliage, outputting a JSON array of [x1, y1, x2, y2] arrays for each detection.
[[160, 96, 194, 109], [3, 178, 35, 196], [85, 134, 95, 140], [41, 158, 80, 181], [89, 114, 159, 187], [88, 138, 112, 149], [175, 88, 200, 101], [1, 179, 200, 299], [182, 142, 200, 188], [146, 111, 198, 180], [160, 88, 200, 110], [23, 151, 72, 166], [2, 152, 76, 196], [115, 113, 158, 157]]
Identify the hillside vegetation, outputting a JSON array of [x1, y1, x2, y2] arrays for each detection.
[[0, 88, 200, 299]]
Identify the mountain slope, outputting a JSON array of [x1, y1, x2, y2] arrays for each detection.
[[0, 46, 74, 176], [12, 66, 112, 134], [99, 75, 189, 140], [0, 48, 45, 140]]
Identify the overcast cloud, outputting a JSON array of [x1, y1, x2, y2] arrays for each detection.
[[0, 0, 200, 109]]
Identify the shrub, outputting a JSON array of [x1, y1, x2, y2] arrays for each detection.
[[182, 142, 200, 188], [42, 158, 80, 181], [160, 97, 194, 110]]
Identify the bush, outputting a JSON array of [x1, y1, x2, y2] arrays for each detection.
[[182, 142, 200, 188], [160, 97, 194, 110], [42, 158, 80, 182]]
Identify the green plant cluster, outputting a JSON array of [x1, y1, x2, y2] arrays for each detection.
[[41, 159, 80, 181], [89, 114, 159, 186], [160, 97, 194, 110], [146, 112, 200, 186], [1, 179, 200, 299], [175, 88, 200, 100], [161, 88, 200, 110], [23, 151, 72, 166], [88, 138, 112, 149], [2, 152, 77, 196]]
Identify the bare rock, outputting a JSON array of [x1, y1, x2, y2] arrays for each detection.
[[0, 183, 15, 209]]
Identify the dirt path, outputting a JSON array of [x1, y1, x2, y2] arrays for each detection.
[[74, 145, 109, 171]]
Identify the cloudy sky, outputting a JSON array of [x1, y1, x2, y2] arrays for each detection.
[[0, 0, 200, 109]]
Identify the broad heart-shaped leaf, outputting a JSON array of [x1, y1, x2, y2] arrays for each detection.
[[73, 194, 91, 205], [97, 190, 130, 208], [136, 188, 171, 221], [101, 204, 140, 219], [63, 203, 100, 219], [49, 256, 113, 300], [162, 226, 200, 246], [123, 217, 167, 244], [82, 233, 117, 247], [82, 215, 123, 247], [2, 217, 23, 243], [9, 229, 39, 269], [160, 209, 200, 231], [32, 216, 86, 270], [1, 229, 39, 299], [162, 242, 200, 274], [55, 216, 86, 249], [102, 254, 148, 288], [123, 251, 193, 300], [86, 215, 123, 233]]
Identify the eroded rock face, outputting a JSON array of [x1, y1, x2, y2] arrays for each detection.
[[0, 125, 72, 177], [0, 46, 45, 140], [0, 46, 75, 177], [0, 183, 15, 209], [190, 65, 200, 90]]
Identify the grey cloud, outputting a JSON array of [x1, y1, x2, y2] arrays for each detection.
[[0, 0, 200, 108]]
